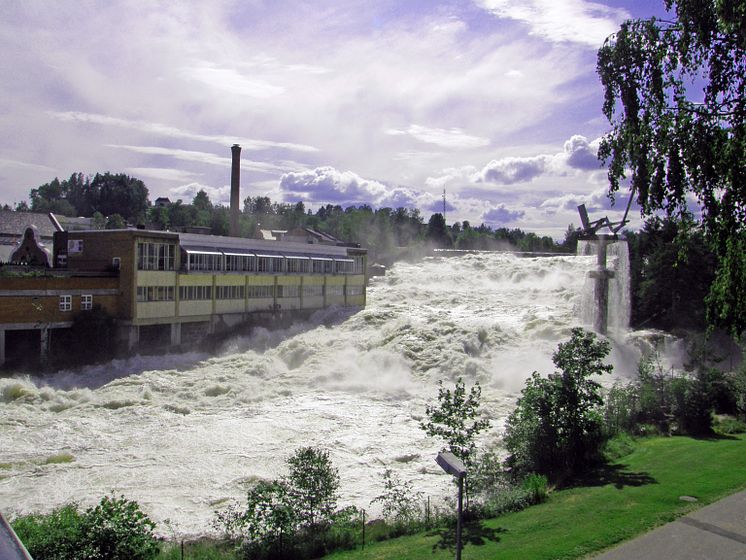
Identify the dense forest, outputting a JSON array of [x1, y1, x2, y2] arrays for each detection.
[[4, 171, 726, 335]]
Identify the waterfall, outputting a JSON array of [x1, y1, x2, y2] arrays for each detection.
[[577, 238, 631, 333]]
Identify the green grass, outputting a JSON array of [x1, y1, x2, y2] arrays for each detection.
[[326, 435, 746, 560]]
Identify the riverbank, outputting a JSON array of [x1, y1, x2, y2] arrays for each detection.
[[319, 434, 746, 560]]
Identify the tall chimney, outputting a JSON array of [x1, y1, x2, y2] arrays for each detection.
[[229, 144, 241, 237]]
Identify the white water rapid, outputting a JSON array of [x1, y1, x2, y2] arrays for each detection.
[[1, 251, 637, 537]]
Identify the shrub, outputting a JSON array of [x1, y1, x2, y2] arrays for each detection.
[[78, 495, 159, 560], [522, 473, 548, 504], [12, 495, 159, 560], [371, 468, 423, 532], [12, 504, 85, 560], [504, 328, 611, 481]]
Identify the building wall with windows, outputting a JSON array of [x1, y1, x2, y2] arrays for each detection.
[[1, 228, 366, 366], [0, 276, 120, 326]]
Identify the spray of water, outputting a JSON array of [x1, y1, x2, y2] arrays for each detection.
[[1, 251, 638, 537]]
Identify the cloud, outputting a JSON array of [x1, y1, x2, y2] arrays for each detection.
[[50, 111, 318, 153], [180, 64, 286, 98], [476, 154, 552, 184], [431, 134, 602, 187], [386, 124, 490, 149], [475, 0, 629, 47], [108, 145, 301, 175], [168, 182, 231, 205], [125, 167, 200, 183], [482, 204, 525, 224], [563, 135, 602, 170], [280, 166, 438, 209]]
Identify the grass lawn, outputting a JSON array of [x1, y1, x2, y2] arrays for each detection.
[[326, 434, 746, 560]]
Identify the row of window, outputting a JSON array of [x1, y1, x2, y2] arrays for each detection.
[[136, 286, 175, 302], [136, 241, 365, 275], [185, 251, 362, 274], [58, 295, 93, 311], [137, 284, 362, 302], [137, 242, 176, 271]]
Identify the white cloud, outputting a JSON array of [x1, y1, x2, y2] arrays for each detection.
[[431, 134, 602, 187], [49, 111, 318, 153], [279, 166, 439, 209], [482, 204, 525, 224], [126, 167, 200, 183], [181, 64, 285, 98], [108, 145, 302, 175], [168, 183, 231, 205], [476, 154, 553, 184], [475, 0, 630, 47], [386, 124, 490, 149]]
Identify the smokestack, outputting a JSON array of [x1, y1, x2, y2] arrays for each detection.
[[229, 144, 241, 237]]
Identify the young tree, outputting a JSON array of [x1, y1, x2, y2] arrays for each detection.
[[504, 328, 612, 481], [420, 377, 490, 469], [284, 446, 340, 530], [597, 0, 745, 336]]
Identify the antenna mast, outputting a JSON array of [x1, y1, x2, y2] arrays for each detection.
[[442, 188, 446, 224]]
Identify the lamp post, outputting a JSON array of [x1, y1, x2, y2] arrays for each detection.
[[436, 451, 467, 560]]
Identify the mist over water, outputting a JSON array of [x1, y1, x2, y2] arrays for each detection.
[[2, 251, 640, 537]]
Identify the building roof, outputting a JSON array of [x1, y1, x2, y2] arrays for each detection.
[[178, 232, 352, 257], [0, 210, 57, 239]]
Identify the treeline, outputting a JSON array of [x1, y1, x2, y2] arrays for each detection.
[[10, 172, 577, 263]]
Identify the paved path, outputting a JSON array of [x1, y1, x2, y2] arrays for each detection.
[[594, 491, 746, 560]]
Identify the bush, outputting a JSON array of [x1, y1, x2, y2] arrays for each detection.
[[214, 446, 348, 560], [12, 504, 85, 560], [79, 495, 159, 560], [371, 468, 423, 529], [12, 495, 159, 560], [504, 328, 612, 481], [522, 473, 548, 504]]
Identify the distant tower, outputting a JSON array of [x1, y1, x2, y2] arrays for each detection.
[[442, 188, 447, 224]]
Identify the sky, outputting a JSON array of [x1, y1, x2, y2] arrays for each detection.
[[0, 0, 672, 238]]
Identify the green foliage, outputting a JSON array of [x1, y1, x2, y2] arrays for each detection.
[[30, 172, 149, 221], [602, 432, 637, 461], [504, 328, 611, 480], [420, 377, 490, 470], [625, 218, 715, 330], [521, 473, 548, 505], [371, 469, 423, 527], [284, 446, 340, 530], [105, 213, 127, 229], [12, 504, 85, 560], [12, 495, 159, 560], [79, 495, 160, 560], [214, 447, 346, 560], [597, 0, 746, 336]]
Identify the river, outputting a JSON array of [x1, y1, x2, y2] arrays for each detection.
[[1, 250, 645, 536]]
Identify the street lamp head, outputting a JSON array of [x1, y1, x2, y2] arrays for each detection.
[[436, 451, 467, 479]]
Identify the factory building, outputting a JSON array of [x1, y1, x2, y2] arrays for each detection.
[[0, 145, 367, 368]]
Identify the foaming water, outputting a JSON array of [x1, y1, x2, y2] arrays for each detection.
[[2, 252, 627, 536]]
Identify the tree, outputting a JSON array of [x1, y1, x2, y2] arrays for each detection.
[[89, 172, 149, 221], [105, 213, 127, 229], [284, 446, 340, 530], [420, 377, 490, 470], [504, 328, 612, 480], [597, 0, 745, 336], [426, 212, 451, 247]]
